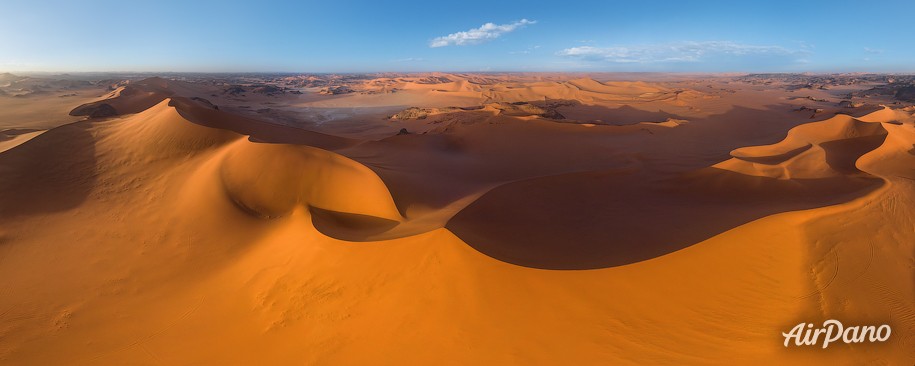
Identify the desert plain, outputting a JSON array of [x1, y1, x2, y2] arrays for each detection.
[[0, 71, 913, 364]]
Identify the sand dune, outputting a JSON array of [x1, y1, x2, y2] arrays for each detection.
[[445, 135, 885, 269], [0, 75, 912, 364], [0, 129, 45, 153], [69, 78, 175, 117], [717, 113, 889, 179]]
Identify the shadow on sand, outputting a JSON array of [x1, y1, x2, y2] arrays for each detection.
[[0, 121, 98, 218]]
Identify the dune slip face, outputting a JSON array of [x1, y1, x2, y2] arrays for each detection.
[[0, 73, 913, 365]]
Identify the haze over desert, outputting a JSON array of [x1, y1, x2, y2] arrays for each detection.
[[1, 0, 914, 365]]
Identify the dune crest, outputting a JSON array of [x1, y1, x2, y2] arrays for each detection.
[[103, 98, 240, 159], [219, 140, 403, 222], [716, 113, 890, 179], [69, 78, 171, 118]]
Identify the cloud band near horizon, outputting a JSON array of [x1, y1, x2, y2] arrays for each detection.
[[558, 41, 808, 64]]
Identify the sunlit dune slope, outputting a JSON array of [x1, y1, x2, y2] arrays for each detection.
[[719, 114, 888, 179]]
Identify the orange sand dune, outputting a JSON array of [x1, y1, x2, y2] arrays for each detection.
[[711, 115, 888, 185], [0, 76, 912, 365], [69, 77, 181, 117], [445, 111, 894, 269], [0, 129, 45, 153]]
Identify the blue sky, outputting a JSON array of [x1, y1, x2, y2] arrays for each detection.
[[1, 0, 913, 73]]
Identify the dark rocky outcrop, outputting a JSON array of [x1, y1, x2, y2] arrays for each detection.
[[389, 107, 436, 120], [70, 103, 117, 118], [415, 76, 453, 84], [252, 85, 283, 95], [223, 86, 247, 96], [838, 100, 865, 108], [894, 86, 915, 103], [318, 86, 355, 95], [191, 97, 219, 110]]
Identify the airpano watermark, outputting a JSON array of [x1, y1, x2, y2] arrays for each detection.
[[783, 320, 891, 348]]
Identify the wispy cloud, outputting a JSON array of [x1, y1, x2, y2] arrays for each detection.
[[510, 45, 541, 55], [430, 19, 535, 48], [558, 41, 807, 64], [864, 47, 884, 54], [391, 57, 425, 62]]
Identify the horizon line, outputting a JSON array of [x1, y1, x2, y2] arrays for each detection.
[[5, 70, 915, 76]]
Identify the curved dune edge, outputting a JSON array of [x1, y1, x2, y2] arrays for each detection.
[[719, 113, 889, 179], [68, 77, 193, 118], [445, 108, 907, 270], [90, 98, 405, 241], [0, 129, 45, 153], [0, 88, 911, 364]]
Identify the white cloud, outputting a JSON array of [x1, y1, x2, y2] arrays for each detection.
[[557, 41, 806, 63], [392, 57, 425, 62], [864, 47, 884, 54], [430, 19, 535, 48]]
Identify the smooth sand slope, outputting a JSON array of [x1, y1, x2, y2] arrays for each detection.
[[0, 77, 912, 365]]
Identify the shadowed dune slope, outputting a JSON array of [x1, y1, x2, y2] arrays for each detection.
[[447, 111, 898, 269], [0, 122, 97, 217]]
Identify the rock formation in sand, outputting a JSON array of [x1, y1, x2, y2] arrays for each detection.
[[69, 102, 118, 118], [318, 85, 355, 95]]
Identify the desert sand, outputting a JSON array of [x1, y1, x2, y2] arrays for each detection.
[[0, 72, 912, 364]]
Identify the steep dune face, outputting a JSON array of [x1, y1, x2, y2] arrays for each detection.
[[68, 77, 203, 118], [0, 122, 97, 217], [132, 99, 402, 239], [0, 129, 45, 153], [5, 95, 400, 237], [718, 114, 888, 179], [675, 110, 908, 206], [446, 110, 905, 270], [445, 168, 882, 269], [169, 96, 356, 149], [0, 78, 912, 365], [103, 98, 240, 159], [855, 105, 915, 124], [219, 140, 403, 223]]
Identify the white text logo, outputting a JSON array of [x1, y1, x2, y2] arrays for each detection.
[[783, 320, 890, 348]]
